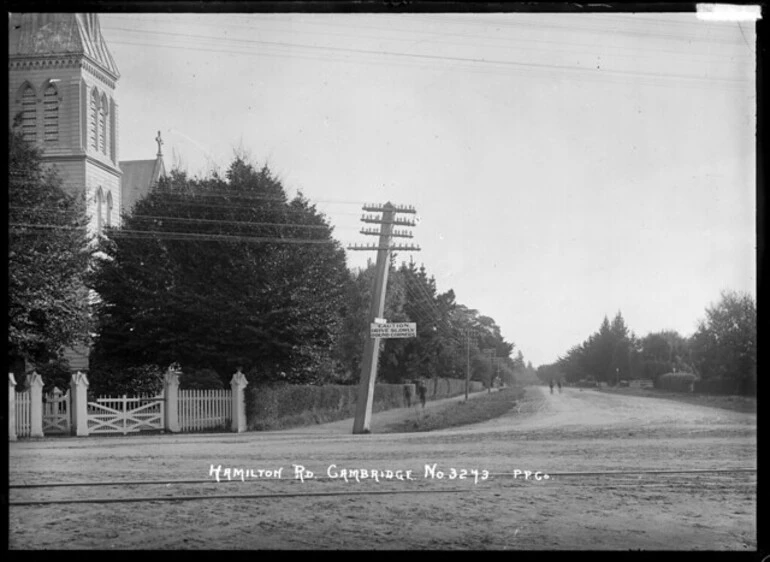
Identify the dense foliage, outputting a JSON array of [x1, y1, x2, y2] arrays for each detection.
[[334, 258, 520, 386], [690, 291, 756, 393], [8, 129, 91, 371], [539, 312, 636, 385], [89, 158, 351, 387], [538, 291, 756, 395]]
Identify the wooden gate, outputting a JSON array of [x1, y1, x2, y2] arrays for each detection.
[[86, 394, 165, 435], [43, 387, 71, 435]]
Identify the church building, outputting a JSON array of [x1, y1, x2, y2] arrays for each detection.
[[8, 12, 165, 370]]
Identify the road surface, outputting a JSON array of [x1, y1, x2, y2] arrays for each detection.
[[9, 386, 757, 550]]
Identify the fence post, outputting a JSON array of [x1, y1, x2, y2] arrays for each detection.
[[26, 371, 44, 438], [164, 365, 181, 433], [9, 373, 17, 442], [230, 369, 248, 433], [70, 371, 90, 437]]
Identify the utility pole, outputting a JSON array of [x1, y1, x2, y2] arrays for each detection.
[[464, 328, 478, 401], [349, 202, 419, 434], [483, 349, 495, 393]]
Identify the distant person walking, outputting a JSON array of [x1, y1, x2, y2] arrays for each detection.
[[549, 379, 554, 394], [557, 380, 562, 394], [417, 380, 427, 408], [403, 383, 412, 408]]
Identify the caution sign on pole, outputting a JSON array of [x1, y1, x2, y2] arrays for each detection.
[[370, 322, 417, 339]]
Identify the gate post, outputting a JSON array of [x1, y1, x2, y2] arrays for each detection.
[[230, 369, 248, 433], [164, 364, 181, 433], [70, 371, 90, 437], [26, 371, 44, 438], [9, 373, 17, 442]]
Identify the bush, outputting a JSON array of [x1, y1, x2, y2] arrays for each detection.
[[179, 368, 224, 390], [576, 379, 598, 388], [246, 383, 361, 431], [18, 357, 71, 393], [244, 377, 487, 431], [426, 377, 483, 398], [693, 377, 755, 396], [657, 372, 697, 393], [86, 361, 164, 396]]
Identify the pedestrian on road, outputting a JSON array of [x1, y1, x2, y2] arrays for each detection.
[[549, 379, 554, 394], [403, 383, 412, 408], [557, 380, 562, 393], [417, 380, 427, 408]]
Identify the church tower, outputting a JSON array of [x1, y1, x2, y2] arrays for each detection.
[[8, 13, 122, 235]]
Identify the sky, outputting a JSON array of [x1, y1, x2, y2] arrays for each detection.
[[97, 10, 757, 368]]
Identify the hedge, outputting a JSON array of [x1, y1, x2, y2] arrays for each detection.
[[246, 377, 485, 431], [655, 372, 697, 393], [694, 377, 756, 396]]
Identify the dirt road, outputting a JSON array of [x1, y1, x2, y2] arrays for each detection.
[[9, 386, 757, 550]]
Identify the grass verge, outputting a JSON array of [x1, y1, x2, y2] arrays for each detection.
[[595, 386, 756, 414], [382, 386, 526, 433]]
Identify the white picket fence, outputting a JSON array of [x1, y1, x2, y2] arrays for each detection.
[[15, 391, 31, 438], [178, 389, 232, 431], [10, 370, 248, 439]]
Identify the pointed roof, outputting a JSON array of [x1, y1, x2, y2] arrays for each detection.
[[8, 13, 119, 78], [120, 155, 166, 214]]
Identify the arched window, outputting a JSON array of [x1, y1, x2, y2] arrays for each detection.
[[95, 187, 104, 234], [100, 94, 108, 154], [90, 89, 100, 151], [21, 85, 37, 142], [105, 191, 113, 227], [43, 84, 59, 142]]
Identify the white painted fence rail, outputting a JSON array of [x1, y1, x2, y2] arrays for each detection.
[[178, 389, 232, 431], [15, 390, 31, 439]]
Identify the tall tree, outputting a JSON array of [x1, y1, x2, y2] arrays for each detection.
[[333, 257, 516, 385], [90, 158, 351, 389], [609, 311, 632, 382], [638, 330, 691, 380], [690, 290, 756, 392], [8, 129, 91, 371]]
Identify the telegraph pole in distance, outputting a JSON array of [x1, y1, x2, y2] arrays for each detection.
[[483, 349, 495, 393], [349, 202, 420, 434], [464, 328, 478, 401]]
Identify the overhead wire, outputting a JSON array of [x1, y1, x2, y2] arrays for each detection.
[[9, 223, 349, 245], [103, 38, 750, 94], [408, 13, 747, 46], [109, 230, 341, 245], [103, 16, 751, 62], [123, 190, 366, 205], [100, 25, 751, 88], [10, 209, 344, 231], [400, 274, 464, 347]]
